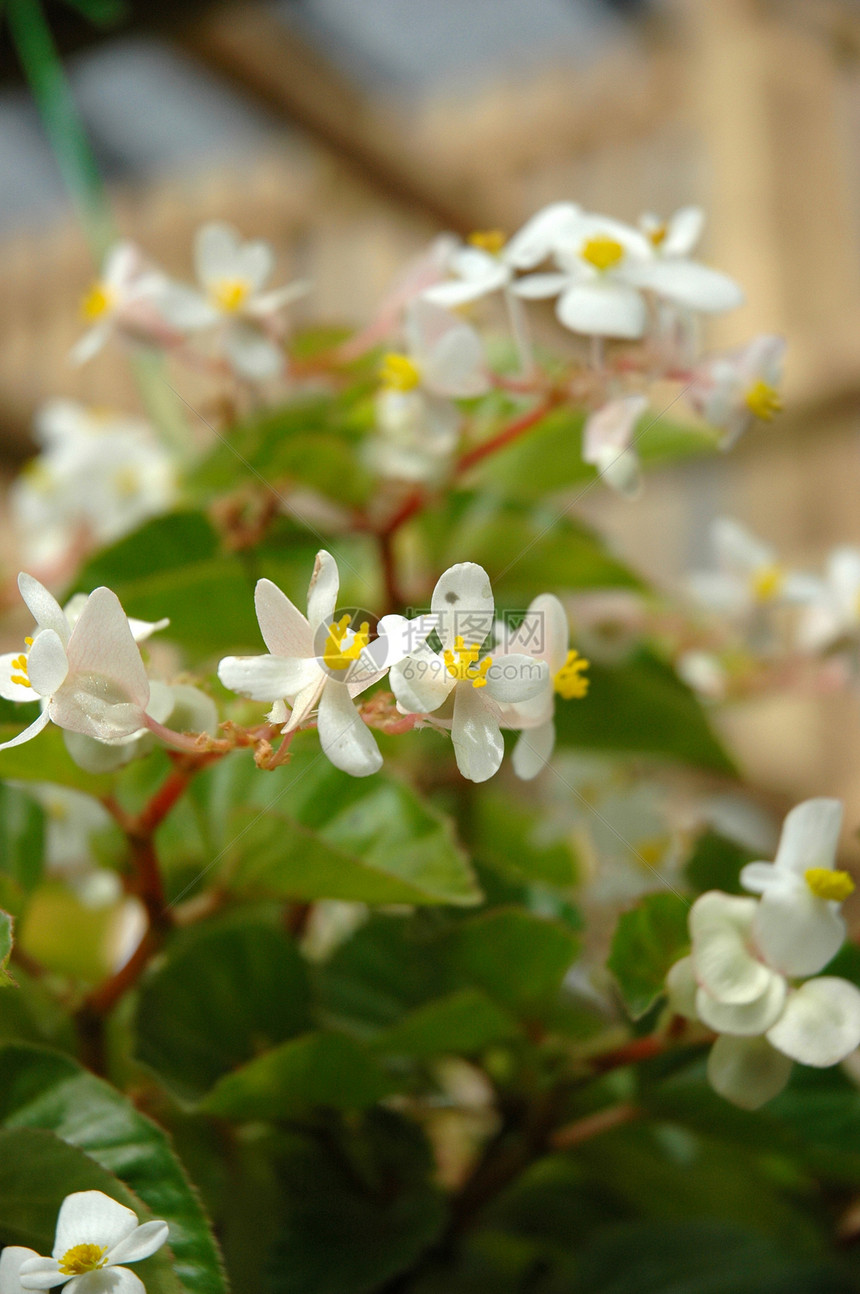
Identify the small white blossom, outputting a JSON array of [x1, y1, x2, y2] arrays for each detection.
[[155, 222, 309, 378], [796, 547, 860, 653], [18, 1189, 168, 1294], [688, 335, 785, 449], [71, 242, 167, 366], [688, 518, 818, 620], [581, 395, 648, 498], [389, 563, 548, 782], [638, 206, 705, 258]]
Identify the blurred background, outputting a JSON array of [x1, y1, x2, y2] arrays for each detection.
[[3, 0, 860, 814]]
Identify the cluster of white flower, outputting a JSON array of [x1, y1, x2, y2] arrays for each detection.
[[0, 1189, 168, 1294], [679, 519, 860, 698], [72, 224, 308, 379], [11, 401, 176, 574], [666, 799, 860, 1108], [218, 553, 589, 782]]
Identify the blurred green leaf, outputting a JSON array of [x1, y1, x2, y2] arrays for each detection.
[[134, 916, 312, 1102], [472, 792, 579, 888], [267, 1111, 447, 1294], [0, 726, 113, 795], [447, 908, 579, 1018], [225, 752, 480, 908], [554, 649, 735, 773], [372, 988, 520, 1060], [0, 912, 13, 988], [201, 1031, 392, 1121], [0, 1045, 226, 1293], [685, 830, 755, 896], [0, 967, 76, 1049], [608, 892, 690, 1020], [0, 783, 45, 896]]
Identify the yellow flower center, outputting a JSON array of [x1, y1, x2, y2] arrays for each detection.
[[581, 235, 625, 272], [636, 835, 671, 869], [81, 282, 115, 321], [9, 636, 33, 689], [379, 353, 422, 392], [553, 650, 590, 700], [58, 1244, 108, 1277], [323, 614, 370, 672], [210, 278, 251, 313], [467, 229, 506, 256], [647, 223, 668, 248], [444, 637, 492, 688], [744, 380, 782, 421], [805, 868, 855, 902], [750, 564, 784, 603], [113, 467, 142, 498]]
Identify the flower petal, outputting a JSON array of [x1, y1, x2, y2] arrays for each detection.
[[0, 654, 40, 703], [431, 562, 494, 652], [254, 578, 313, 658], [105, 1221, 169, 1266], [218, 654, 321, 703], [224, 322, 283, 379], [26, 629, 69, 697], [306, 551, 340, 634], [556, 282, 646, 339], [0, 708, 52, 752], [1, 1247, 39, 1294], [696, 973, 786, 1036], [753, 886, 845, 977], [53, 1191, 139, 1258], [773, 798, 843, 877], [18, 573, 70, 644], [70, 323, 111, 366], [483, 653, 548, 704], [663, 206, 704, 257], [153, 283, 219, 330], [17, 1258, 66, 1291], [504, 202, 582, 269], [665, 956, 699, 1021], [68, 1269, 145, 1294], [511, 272, 570, 300], [451, 684, 504, 783], [707, 1035, 793, 1110], [389, 646, 453, 715], [766, 977, 860, 1067], [512, 718, 555, 780], [317, 680, 382, 777], [626, 259, 744, 312], [194, 221, 240, 286], [504, 593, 569, 672], [689, 891, 773, 1004], [65, 588, 150, 711], [281, 675, 326, 733]]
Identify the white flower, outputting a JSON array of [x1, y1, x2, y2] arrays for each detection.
[[12, 402, 176, 568], [581, 395, 648, 498], [493, 593, 589, 780], [1, 1248, 38, 1294], [18, 1189, 168, 1294], [796, 547, 860, 653], [667, 887, 860, 1109], [740, 798, 852, 977], [0, 574, 151, 753], [514, 210, 742, 339], [676, 650, 728, 700], [421, 204, 582, 309], [688, 518, 818, 619], [218, 552, 429, 777], [71, 243, 166, 365], [155, 222, 309, 378], [638, 206, 704, 258], [389, 563, 548, 782], [688, 335, 785, 449], [369, 299, 489, 483]]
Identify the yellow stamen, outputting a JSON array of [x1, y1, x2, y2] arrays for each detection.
[[647, 223, 668, 248], [24, 637, 33, 646], [636, 835, 671, 869], [467, 229, 506, 256], [443, 636, 492, 688], [323, 614, 370, 671], [10, 645, 30, 689], [210, 278, 251, 313], [581, 235, 625, 272], [553, 650, 590, 700], [81, 282, 115, 321], [113, 467, 141, 498], [744, 380, 782, 421], [750, 564, 784, 603], [805, 868, 855, 902], [58, 1245, 108, 1277], [379, 352, 421, 392]]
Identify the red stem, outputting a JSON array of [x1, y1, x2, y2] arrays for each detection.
[[456, 396, 559, 473]]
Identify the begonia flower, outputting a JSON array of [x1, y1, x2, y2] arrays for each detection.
[[639, 206, 705, 258], [71, 242, 166, 365], [18, 1190, 168, 1294], [796, 546, 860, 653], [688, 335, 785, 449], [581, 395, 648, 497], [688, 518, 818, 619], [389, 563, 548, 782]]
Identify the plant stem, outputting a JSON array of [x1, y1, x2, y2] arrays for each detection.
[[456, 396, 559, 473]]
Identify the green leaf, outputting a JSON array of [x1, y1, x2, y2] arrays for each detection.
[[201, 1031, 392, 1121], [0, 1044, 226, 1294], [0, 725, 113, 795], [554, 649, 735, 773], [0, 911, 13, 987], [0, 1128, 182, 1294], [608, 892, 690, 1020], [472, 792, 579, 888], [685, 830, 755, 896], [134, 916, 311, 1101], [372, 988, 520, 1060], [0, 783, 45, 896], [447, 908, 579, 1017], [267, 1112, 447, 1294], [225, 752, 480, 908]]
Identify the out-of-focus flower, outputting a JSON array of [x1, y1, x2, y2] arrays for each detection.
[[688, 518, 818, 620], [639, 206, 704, 258], [156, 222, 309, 378], [71, 242, 167, 365], [676, 649, 729, 700], [796, 547, 860, 653], [581, 395, 648, 497], [11, 401, 176, 569], [688, 335, 785, 449]]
